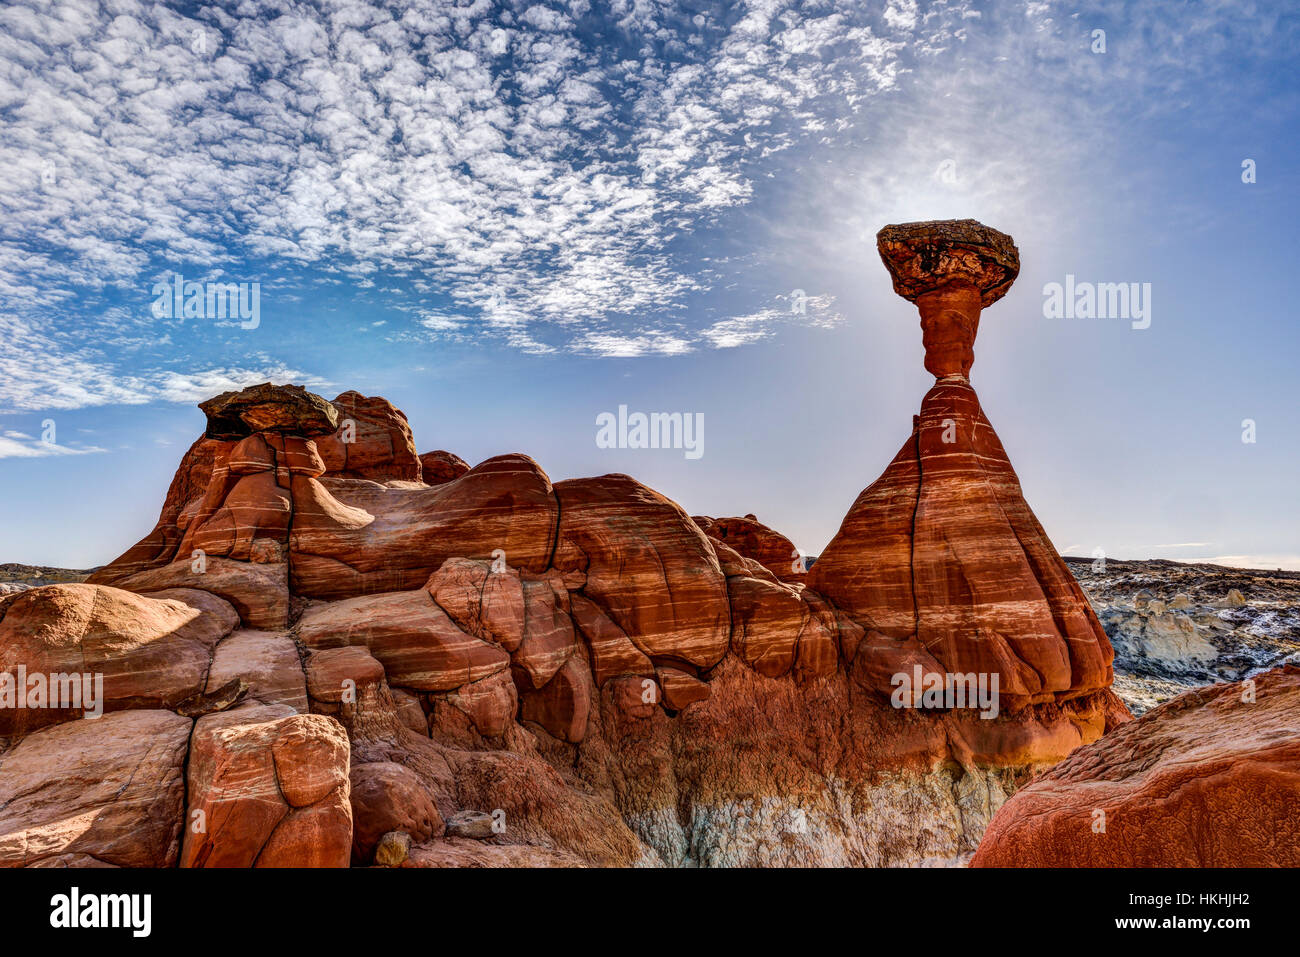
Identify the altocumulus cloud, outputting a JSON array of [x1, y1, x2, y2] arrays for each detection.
[[1, 0, 1294, 409], [0, 0, 955, 408]]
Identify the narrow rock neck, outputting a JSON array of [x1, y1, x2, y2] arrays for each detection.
[[915, 282, 982, 379]]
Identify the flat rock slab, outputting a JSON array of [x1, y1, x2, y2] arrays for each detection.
[[0, 709, 191, 867]]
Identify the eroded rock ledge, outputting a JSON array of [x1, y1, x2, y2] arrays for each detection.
[[10, 220, 1248, 869]]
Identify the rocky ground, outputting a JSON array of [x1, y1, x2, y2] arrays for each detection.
[[1066, 558, 1300, 714], [0, 563, 93, 595]]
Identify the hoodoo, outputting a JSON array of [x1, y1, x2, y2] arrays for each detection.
[[3, 222, 1128, 868], [809, 219, 1117, 721]]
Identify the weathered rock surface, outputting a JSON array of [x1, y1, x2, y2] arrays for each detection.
[[205, 629, 307, 713], [553, 474, 729, 669], [289, 454, 558, 598], [349, 761, 443, 863], [0, 710, 191, 867], [0, 584, 234, 733], [972, 666, 1300, 867], [696, 514, 805, 582], [1069, 558, 1300, 714], [298, 590, 509, 691], [199, 382, 338, 439], [108, 557, 289, 629], [419, 450, 470, 485], [16, 223, 1202, 868], [181, 704, 352, 868], [316, 391, 421, 483]]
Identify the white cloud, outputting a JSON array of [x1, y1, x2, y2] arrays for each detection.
[[0, 0, 1292, 410], [0, 0, 939, 409], [0, 434, 107, 460]]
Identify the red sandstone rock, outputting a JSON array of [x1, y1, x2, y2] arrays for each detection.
[[810, 378, 1115, 707], [520, 657, 591, 744], [349, 761, 444, 864], [512, 573, 576, 689], [608, 674, 659, 719], [390, 688, 430, 735], [205, 629, 307, 713], [570, 593, 654, 685], [972, 667, 1300, 867], [0, 710, 191, 867], [440, 669, 518, 737], [809, 220, 1113, 711], [0, 584, 234, 734], [86, 437, 222, 584], [306, 646, 386, 705], [727, 576, 805, 678], [427, 558, 526, 651], [297, 589, 509, 691], [181, 704, 352, 868], [697, 515, 805, 582], [420, 450, 470, 485], [656, 667, 711, 710], [40, 276, 1148, 871], [316, 391, 422, 483], [552, 474, 729, 669], [111, 556, 289, 629], [290, 454, 558, 599]]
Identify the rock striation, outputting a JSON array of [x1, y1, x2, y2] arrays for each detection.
[[972, 665, 1300, 867], [0, 222, 1163, 868]]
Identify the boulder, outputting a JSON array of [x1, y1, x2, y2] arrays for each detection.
[[349, 761, 444, 863], [512, 574, 576, 689], [297, 590, 509, 691], [552, 474, 729, 668], [112, 557, 289, 630], [727, 576, 805, 678], [0, 584, 234, 734], [440, 669, 518, 737], [698, 514, 805, 582], [656, 667, 711, 710], [315, 391, 421, 483], [570, 593, 654, 685], [426, 557, 525, 651], [419, 450, 470, 485], [205, 629, 307, 712], [198, 382, 338, 439], [181, 704, 352, 868], [972, 667, 1300, 867], [306, 646, 386, 706], [0, 710, 191, 867]]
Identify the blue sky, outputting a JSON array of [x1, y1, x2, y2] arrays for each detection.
[[1, 0, 1297, 570]]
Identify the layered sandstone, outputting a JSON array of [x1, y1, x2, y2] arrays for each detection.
[[0, 221, 1167, 868], [972, 666, 1300, 867], [810, 220, 1114, 718]]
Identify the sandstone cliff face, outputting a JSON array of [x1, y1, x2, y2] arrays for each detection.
[[0, 221, 1164, 868], [22, 377, 1119, 867]]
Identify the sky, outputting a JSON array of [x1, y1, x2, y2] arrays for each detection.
[[0, 0, 1297, 571]]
